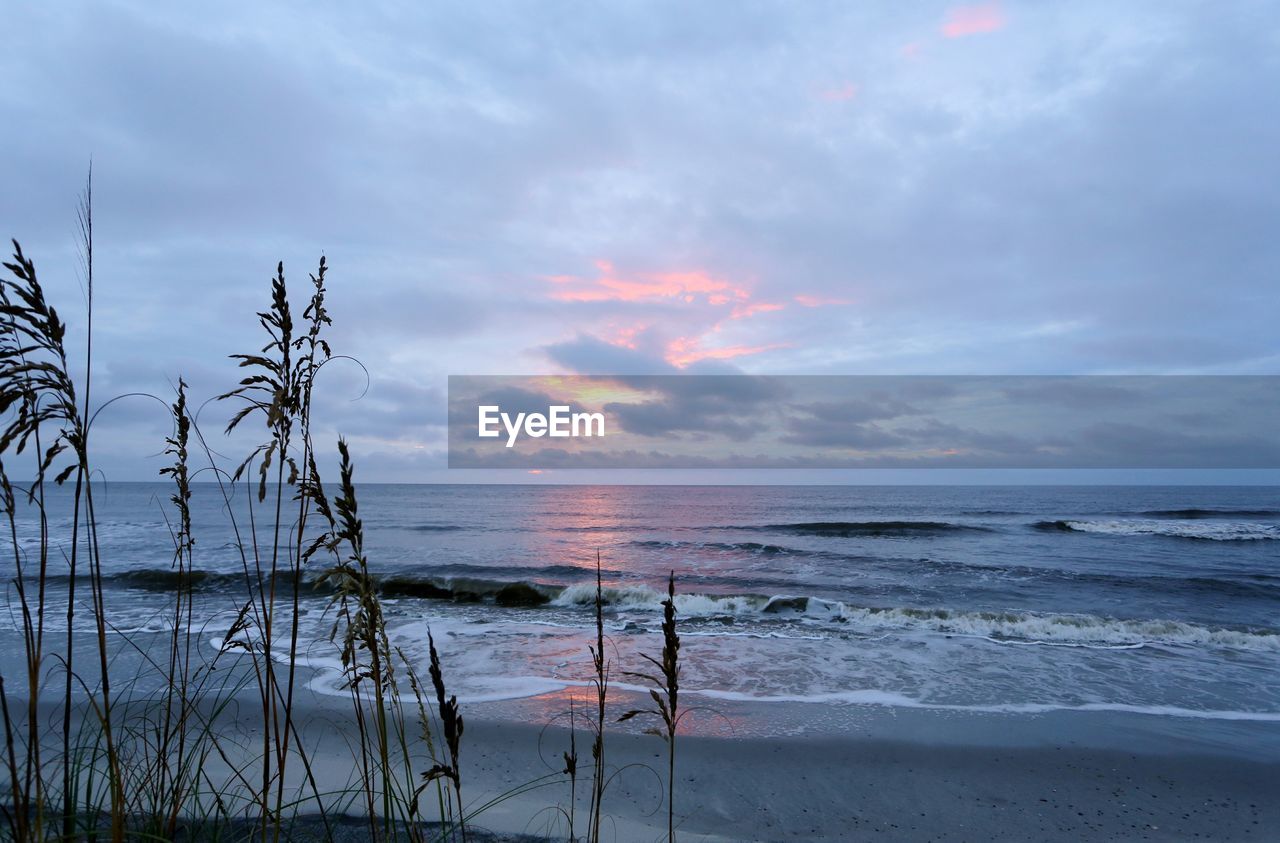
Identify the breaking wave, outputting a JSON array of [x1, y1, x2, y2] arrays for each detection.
[[550, 583, 1279, 652], [79, 566, 1280, 653], [1035, 519, 1280, 541], [750, 521, 992, 537], [630, 539, 800, 554], [1138, 508, 1280, 519]]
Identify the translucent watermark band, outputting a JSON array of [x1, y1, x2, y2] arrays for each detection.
[[447, 375, 1280, 469]]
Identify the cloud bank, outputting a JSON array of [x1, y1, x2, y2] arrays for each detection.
[[1, 1, 1277, 480]]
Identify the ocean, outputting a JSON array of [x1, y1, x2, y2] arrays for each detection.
[[5, 483, 1279, 738]]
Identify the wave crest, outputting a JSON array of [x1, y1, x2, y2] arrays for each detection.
[[757, 521, 991, 537], [1036, 519, 1280, 541], [553, 583, 1279, 652]]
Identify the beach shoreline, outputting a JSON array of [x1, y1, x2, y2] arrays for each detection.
[[16, 684, 1274, 842], [452, 698, 1280, 841], [260, 698, 1280, 841]]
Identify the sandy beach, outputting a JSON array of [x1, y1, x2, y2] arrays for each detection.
[[452, 702, 1280, 841], [87, 681, 1269, 842]]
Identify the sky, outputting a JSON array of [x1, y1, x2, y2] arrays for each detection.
[[1, 1, 1278, 483]]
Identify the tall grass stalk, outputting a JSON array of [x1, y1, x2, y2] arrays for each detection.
[[218, 260, 296, 838], [562, 700, 578, 842], [0, 458, 41, 840], [151, 379, 197, 836], [217, 256, 342, 840], [619, 572, 682, 843], [423, 631, 466, 843], [1, 202, 125, 837], [586, 551, 609, 843], [277, 257, 330, 835], [74, 173, 130, 842], [311, 438, 403, 839]]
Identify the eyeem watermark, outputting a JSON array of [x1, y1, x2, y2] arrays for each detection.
[[478, 404, 605, 447], [450, 374, 1280, 468]]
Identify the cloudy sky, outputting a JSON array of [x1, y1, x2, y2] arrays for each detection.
[[2, 1, 1278, 482]]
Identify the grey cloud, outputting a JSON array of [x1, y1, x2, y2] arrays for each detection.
[[893, 419, 1049, 457], [603, 398, 763, 443], [1001, 380, 1144, 408], [781, 420, 908, 449], [796, 396, 921, 424], [780, 394, 922, 447], [3, 1, 1278, 480], [544, 335, 679, 375], [1070, 422, 1280, 469], [600, 374, 790, 440]]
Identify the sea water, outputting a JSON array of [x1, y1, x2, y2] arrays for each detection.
[[4, 483, 1278, 738]]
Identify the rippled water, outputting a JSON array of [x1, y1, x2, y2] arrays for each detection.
[[6, 483, 1279, 727]]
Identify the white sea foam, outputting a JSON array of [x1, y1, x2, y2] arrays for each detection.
[[270, 609, 1280, 723], [303, 657, 1280, 721], [1057, 519, 1280, 541], [552, 583, 769, 616], [838, 606, 1280, 651], [555, 583, 1279, 652], [678, 688, 1280, 722]]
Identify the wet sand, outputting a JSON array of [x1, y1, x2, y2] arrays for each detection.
[[9, 679, 1279, 841], [261, 690, 1280, 841], [454, 713, 1279, 841]]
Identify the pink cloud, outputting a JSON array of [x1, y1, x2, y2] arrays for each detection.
[[547, 261, 784, 319], [546, 260, 750, 305], [794, 294, 851, 307], [942, 3, 1005, 38], [818, 82, 859, 102], [730, 301, 785, 320], [603, 321, 648, 349], [901, 41, 923, 59], [665, 337, 788, 368], [547, 260, 790, 368]]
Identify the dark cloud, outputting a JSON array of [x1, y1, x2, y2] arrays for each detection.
[[1069, 422, 1280, 469], [780, 393, 921, 447], [781, 420, 908, 449], [544, 335, 679, 375], [599, 374, 789, 441], [1001, 379, 1144, 408], [603, 399, 761, 442], [794, 396, 921, 424]]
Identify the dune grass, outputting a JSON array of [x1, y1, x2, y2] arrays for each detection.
[[619, 573, 682, 843], [0, 195, 687, 842]]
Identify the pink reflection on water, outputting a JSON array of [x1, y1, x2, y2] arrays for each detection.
[[481, 683, 749, 740]]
